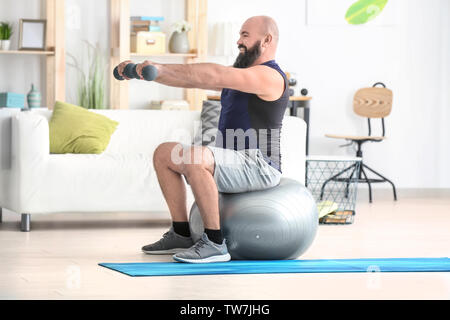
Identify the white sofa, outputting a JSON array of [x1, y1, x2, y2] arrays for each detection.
[[0, 108, 306, 231]]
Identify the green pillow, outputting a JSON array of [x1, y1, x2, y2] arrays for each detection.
[[49, 101, 119, 154]]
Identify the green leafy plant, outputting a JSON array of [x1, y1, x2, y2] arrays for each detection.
[[0, 22, 13, 40], [345, 0, 388, 25], [67, 41, 107, 109]]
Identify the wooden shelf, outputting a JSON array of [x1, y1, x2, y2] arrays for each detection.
[[0, 50, 55, 55], [130, 52, 197, 58]]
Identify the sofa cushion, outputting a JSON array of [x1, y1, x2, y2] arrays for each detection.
[[193, 100, 221, 146], [49, 101, 119, 154]]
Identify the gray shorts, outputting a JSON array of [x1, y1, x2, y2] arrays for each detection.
[[182, 144, 281, 193]]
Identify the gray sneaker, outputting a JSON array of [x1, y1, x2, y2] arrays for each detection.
[[142, 228, 194, 255], [172, 233, 231, 263]]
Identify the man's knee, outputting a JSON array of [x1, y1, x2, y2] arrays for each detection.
[[153, 143, 165, 168], [153, 143, 214, 176], [153, 142, 181, 169], [183, 147, 215, 177]]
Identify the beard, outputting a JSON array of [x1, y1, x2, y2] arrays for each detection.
[[233, 41, 262, 68]]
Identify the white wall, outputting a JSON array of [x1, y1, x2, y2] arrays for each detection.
[[0, 0, 449, 188], [207, 0, 450, 189]]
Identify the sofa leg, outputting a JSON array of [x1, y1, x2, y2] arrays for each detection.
[[21, 214, 31, 232]]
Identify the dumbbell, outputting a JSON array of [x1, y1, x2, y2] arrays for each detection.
[[289, 88, 309, 96], [113, 63, 158, 81]]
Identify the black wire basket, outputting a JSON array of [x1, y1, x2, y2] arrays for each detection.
[[305, 156, 362, 225]]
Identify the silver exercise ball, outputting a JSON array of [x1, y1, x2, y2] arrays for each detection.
[[189, 178, 318, 260]]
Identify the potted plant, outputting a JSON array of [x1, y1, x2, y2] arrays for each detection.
[[0, 22, 13, 50], [67, 40, 107, 109], [169, 20, 192, 54]]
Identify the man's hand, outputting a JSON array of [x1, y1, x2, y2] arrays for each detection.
[[136, 60, 160, 80], [116, 60, 132, 80]]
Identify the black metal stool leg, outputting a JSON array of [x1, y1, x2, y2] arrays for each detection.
[[360, 165, 373, 203], [363, 163, 398, 201], [345, 165, 358, 198], [320, 163, 356, 200]]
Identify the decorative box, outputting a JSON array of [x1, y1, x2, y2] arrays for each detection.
[[131, 31, 166, 54], [0, 92, 25, 108]]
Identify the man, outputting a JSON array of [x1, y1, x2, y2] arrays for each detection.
[[117, 15, 289, 263]]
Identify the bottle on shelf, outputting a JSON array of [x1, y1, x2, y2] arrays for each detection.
[[27, 84, 42, 108]]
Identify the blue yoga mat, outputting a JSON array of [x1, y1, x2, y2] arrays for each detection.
[[99, 257, 450, 277]]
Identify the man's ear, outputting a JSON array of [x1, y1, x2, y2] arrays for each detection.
[[263, 34, 272, 47]]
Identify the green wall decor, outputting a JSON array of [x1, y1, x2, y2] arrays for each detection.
[[345, 0, 389, 25]]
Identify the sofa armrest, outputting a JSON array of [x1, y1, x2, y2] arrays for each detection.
[[0, 109, 22, 209], [7, 112, 50, 212], [12, 112, 50, 164]]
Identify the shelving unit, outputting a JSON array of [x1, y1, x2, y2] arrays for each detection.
[[45, 0, 65, 108], [110, 0, 208, 110], [0, 0, 65, 109]]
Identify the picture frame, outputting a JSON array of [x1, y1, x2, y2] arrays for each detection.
[[18, 19, 47, 51]]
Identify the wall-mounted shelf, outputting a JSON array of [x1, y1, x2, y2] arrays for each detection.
[[0, 50, 55, 55], [46, 0, 65, 108]]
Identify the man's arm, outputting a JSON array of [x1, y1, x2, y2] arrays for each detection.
[[151, 63, 225, 90], [137, 61, 284, 99]]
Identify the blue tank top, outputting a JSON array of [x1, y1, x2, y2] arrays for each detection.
[[216, 60, 289, 173]]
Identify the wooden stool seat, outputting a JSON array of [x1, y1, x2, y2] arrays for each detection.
[[325, 134, 386, 141]]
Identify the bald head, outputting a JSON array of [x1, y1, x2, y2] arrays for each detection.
[[245, 15, 279, 46], [234, 15, 279, 68]]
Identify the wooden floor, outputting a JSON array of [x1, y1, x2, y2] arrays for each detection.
[[0, 189, 449, 300]]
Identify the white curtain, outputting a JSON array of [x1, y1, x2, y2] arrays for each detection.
[[208, 21, 241, 65]]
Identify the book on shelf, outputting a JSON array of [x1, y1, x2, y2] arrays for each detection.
[[130, 16, 164, 21], [131, 25, 161, 32], [131, 20, 151, 26], [0, 92, 25, 109], [131, 17, 163, 33]]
